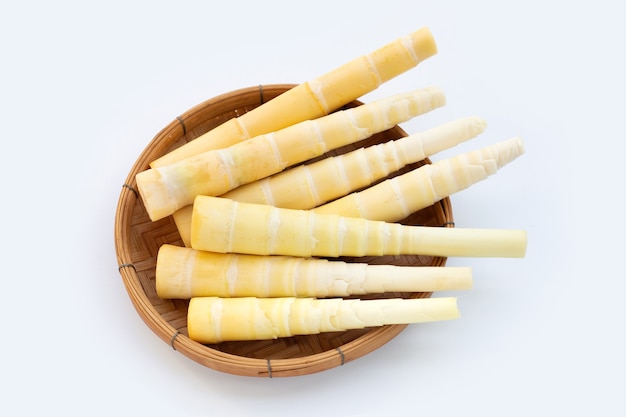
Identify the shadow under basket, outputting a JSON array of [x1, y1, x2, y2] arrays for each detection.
[[114, 84, 455, 378]]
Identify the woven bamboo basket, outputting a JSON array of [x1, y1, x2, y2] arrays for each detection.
[[114, 84, 455, 377]]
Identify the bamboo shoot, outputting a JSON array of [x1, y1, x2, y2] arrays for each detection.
[[156, 244, 472, 299], [313, 136, 525, 222], [151, 27, 437, 168], [137, 87, 445, 221], [187, 296, 459, 343], [190, 195, 527, 258]]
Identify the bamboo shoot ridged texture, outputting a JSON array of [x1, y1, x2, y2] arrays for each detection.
[[190, 196, 527, 259], [188, 296, 460, 344], [156, 244, 473, 299]]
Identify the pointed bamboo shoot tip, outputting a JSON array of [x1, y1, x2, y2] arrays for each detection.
[[511, 136, 525, 155], [468, 117, 488, 136]]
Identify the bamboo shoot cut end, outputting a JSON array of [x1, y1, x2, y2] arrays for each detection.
[[155, 244, 194, 299], [135, 168, 178, 222], [410, 27, 438, 63]]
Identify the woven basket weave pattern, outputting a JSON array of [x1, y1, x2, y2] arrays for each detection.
[[115, 84, 454, 377]]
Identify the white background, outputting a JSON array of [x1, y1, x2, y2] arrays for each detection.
[[2, 1, 624, 415]]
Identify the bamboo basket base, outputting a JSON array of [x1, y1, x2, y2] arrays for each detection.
[[114, 84, 454, 377]]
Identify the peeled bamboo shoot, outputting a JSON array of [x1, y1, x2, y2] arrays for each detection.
[[313, 136, 525, 222], [187, 296, 459, 343], [173, 116, 486, 246], [151, 27, 437, 168], [156, 244, 472, 299], [137, 87, 445, 221], [190, 195, 527, 258]]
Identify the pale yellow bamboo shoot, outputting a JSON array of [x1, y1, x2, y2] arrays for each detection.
[[137, 87, 445, 221], [190, 196, 527, 258], [313, 136, 525, 222], [156, 244, 472, 299], [151, 27, 437, 168], [173, 116, 486, 246], [187, 296, 459, 343]]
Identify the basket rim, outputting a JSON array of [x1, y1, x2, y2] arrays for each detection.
[[114, 84, 454, 377]]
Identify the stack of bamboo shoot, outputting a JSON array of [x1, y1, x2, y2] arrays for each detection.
[[135, 27, 527, 344]]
